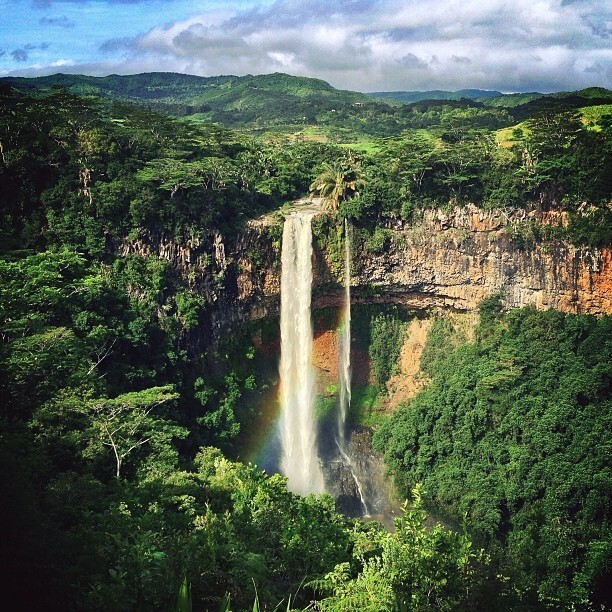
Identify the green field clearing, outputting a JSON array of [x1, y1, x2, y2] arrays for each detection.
[[579, 104, 612, 129]]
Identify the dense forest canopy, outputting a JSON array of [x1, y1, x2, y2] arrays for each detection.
[[1, 74, 611, 610], [374, 302, 612, 609], [1, 78, 611, 250]]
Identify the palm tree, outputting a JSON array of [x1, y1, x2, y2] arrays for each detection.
[[309, 154, 365, 211]]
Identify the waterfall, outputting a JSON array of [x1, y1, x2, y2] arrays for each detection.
[[337, 219, 351, 448], [278, 211, 325, 495]]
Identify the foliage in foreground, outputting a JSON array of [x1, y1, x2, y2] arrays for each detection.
[[374, 303, 612, 609], [1, 430, 490, 611], [310, 485, 488, 612]]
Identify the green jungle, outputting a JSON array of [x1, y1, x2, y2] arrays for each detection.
[[0, 73, 611, 610]]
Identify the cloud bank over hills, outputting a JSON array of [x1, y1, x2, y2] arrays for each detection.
[[1, 0, 610, 92]]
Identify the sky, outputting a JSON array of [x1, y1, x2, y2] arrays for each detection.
[[0, 0, 610, 93]]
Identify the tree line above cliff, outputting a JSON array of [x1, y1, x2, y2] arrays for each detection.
[[1, 80, 610, 253]]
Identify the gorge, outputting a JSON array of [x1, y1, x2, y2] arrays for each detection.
[[117, 201, 612, 524]]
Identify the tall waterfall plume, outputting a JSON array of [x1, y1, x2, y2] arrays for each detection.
[[278, 211, 325, 495], [337, 219, 352, 449]]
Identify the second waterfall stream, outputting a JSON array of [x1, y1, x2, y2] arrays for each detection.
[[277, 208, 375, 517], [337, 218, 351, 448]]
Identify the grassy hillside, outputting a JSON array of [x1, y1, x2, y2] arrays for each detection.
[[494, 103, 612, 147]]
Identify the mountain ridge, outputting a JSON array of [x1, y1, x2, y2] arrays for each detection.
[[2, 71, 610, 134], [4, 71, 609, 107], [367, 88, 505, 103]]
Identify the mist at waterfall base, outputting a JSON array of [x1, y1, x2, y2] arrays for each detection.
[[250, 210, 397, 521]]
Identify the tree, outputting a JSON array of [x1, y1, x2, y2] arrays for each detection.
[[309, 153, 365, 211], [136, 157, 239, 197], [312, 485, 485, 611], [373, 308, 612, 609], [84, 385, 185, 479], [521, 110, 584, 202], [369, 312, 406, 392]]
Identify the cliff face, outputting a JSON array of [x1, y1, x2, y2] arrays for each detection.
[[349, 206, 611, 315], [236, 205, 611, 319], [117, 204, 611, 347]]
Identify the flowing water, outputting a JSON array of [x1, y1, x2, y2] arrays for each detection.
[[278, 211, 325, 495], [337, 219, 351, 449], [335, 220, 371, 516], [335, 439, 369, 515]]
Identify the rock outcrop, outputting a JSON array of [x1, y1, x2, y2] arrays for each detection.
[[237, 204, 611, 320]]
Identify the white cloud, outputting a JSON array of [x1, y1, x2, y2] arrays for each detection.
[[9, 0, 612, 91]]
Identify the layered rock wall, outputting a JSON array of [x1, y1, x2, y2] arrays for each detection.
[[350, 206, 611, 315]]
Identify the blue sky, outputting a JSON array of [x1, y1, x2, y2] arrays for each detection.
[[0, 0, 610, 92]]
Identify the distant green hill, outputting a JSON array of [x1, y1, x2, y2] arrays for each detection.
[[368, 89, 503, 103], [2, 72, 610, 139], [480, 87, 612, 109], [0, 71, 370, 128], [369, 87, 612, 109], [479, 92, 544, 107], [0, 71, 214, 98], [552, 86, 612, 99], [1, 71, 362, 100], [509, 89, 612, 121]]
